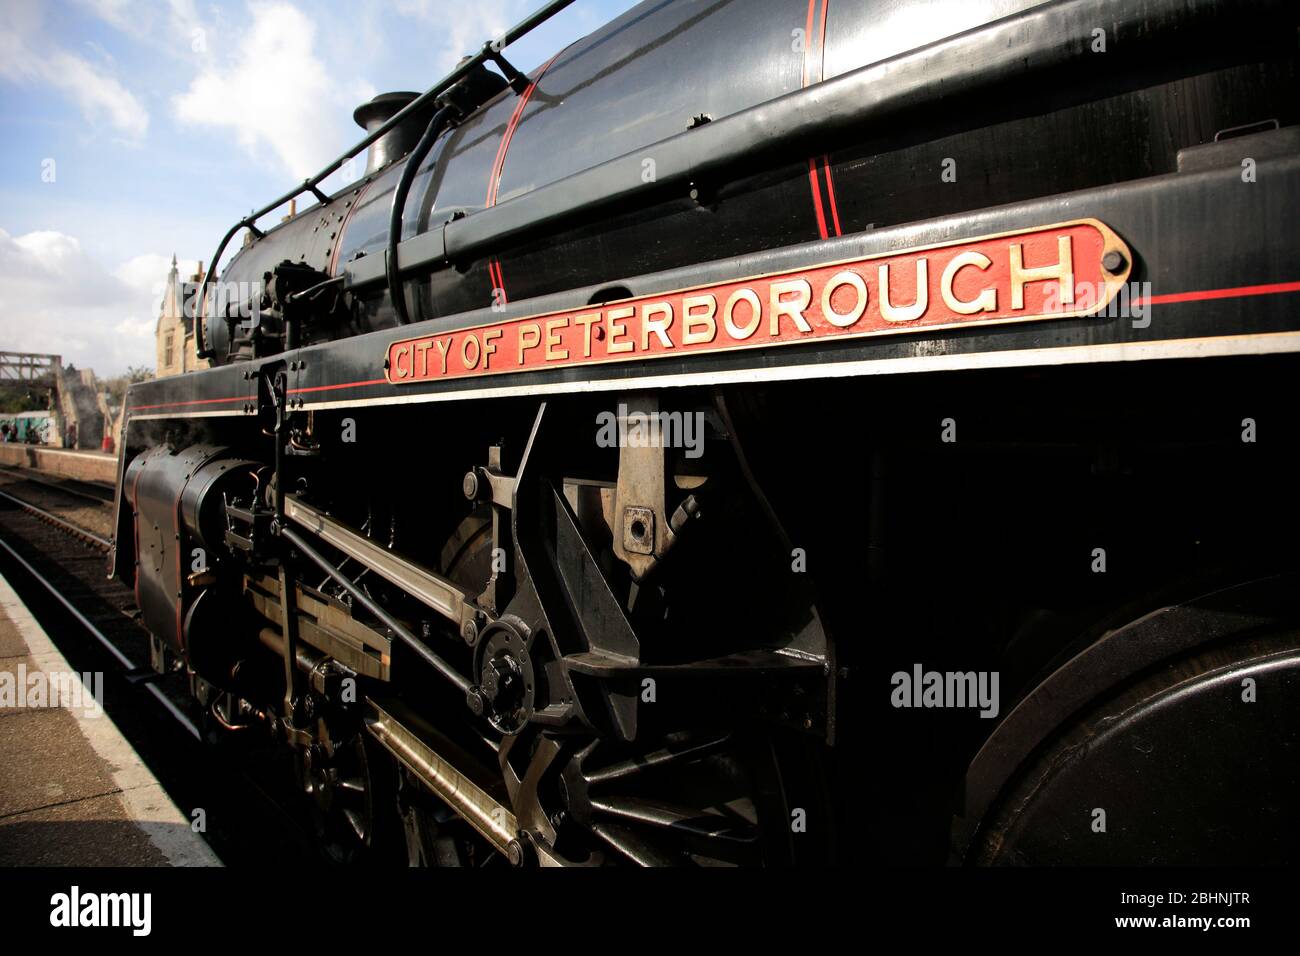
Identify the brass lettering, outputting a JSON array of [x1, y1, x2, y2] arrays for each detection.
[[769, 279, 813, 335], [545, 317, 569, 361], [941, 252, 997, 315], [682, 295, 717, 345], [821, 271, 867, 327], [1010, 236, 1073, 310], [392, 344, 411, 379], [724, 288, 761, 340], [878, 260, 929, 323], [641, 302, 674, 350], [413, 341, 431, 377], [607, 307, 634, 354], [517, 324, 541, 364], [434, 337, 452, 375], [482, 328, 502, 367], [461, 332, 481, 369], [573, 312, 601, 357]]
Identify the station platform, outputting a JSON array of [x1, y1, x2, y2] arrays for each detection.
[[0, 572, 219, 866], [0, 445, 117, 485]]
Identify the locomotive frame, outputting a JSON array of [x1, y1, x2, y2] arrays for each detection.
[[111, 0, 1300, 866]]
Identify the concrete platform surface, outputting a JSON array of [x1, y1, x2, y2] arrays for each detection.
[[0, 446, 117, 484], [0, 572, 220, 866]]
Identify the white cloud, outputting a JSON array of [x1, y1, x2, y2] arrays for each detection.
[[73, 0, 203, 56], [115, 252, 177, 294], [73, 0, 134, 34], [0, 228, 190, 375], [0, 2, 149, 139], [173, 2, 363, 178], [395, 0, 527, 73], [46, 51, 148, 139]]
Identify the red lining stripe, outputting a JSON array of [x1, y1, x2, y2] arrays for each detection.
[[1133, 281, 1300, 307], [822, 156, 842, 236], [486, 52, 562, 303], [802, 1, 840, 238], [288, 378, 387, 395], [130, 395, 246, 411], [490, 259, 506, 301], [817, 1, 840, 238], [801, 0, 816, 87], [807, 157, 829, 240], [127, 280, 1300, 411]]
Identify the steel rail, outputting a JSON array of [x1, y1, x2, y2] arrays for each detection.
[[0, 530, 201, 739], [0, 488, 111, 550], [0, 465, 114, 505]]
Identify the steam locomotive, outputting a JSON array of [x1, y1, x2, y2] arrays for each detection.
[[113, 0, 1300, 866]]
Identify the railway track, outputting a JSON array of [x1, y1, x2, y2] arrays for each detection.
[[0, 465, 321, 866], [0, 487, 111, 551], [0, 465, 115, 505]]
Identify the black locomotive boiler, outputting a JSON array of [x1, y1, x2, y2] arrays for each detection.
[[114, 0, 1300, 865]]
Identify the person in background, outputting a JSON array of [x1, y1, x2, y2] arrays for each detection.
[[101, 432, 115, 454], [1, 424, 10, 443]]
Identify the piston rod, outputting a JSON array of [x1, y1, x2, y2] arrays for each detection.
[[278, 525, 471, 694]]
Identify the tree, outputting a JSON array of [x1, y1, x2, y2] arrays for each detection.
[[103, 366, 155, 407]]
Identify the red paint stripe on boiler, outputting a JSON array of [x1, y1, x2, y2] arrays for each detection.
[[802, 0, 832, 238], [822, 156, 842, 237], [801, 0, 816, 87], [817, 1, 842, 237], [807, 157, 829, 240], [1132, 281, 1300, 307], [484, 52, 561, 307], [288, 379, 387, 395], [129, 395, 245, 411]]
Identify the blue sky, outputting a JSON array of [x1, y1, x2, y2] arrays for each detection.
[[0, 0, 636, 375]]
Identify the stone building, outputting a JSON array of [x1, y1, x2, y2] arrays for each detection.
[[57, 365, 108, 449], [156, 255, 207, 377]]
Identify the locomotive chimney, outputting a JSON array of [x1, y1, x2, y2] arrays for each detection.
[[353, 91, 438, 175]]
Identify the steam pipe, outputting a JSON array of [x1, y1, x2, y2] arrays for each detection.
[[387, 105, 458, 325]]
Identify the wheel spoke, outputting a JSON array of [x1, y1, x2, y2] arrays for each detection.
[[589, 795, 758, 843], [336, 776, 367, 794], [342, 808, 368, 843], [589, 821, 689, 867], [583, 734, 731, 786]]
